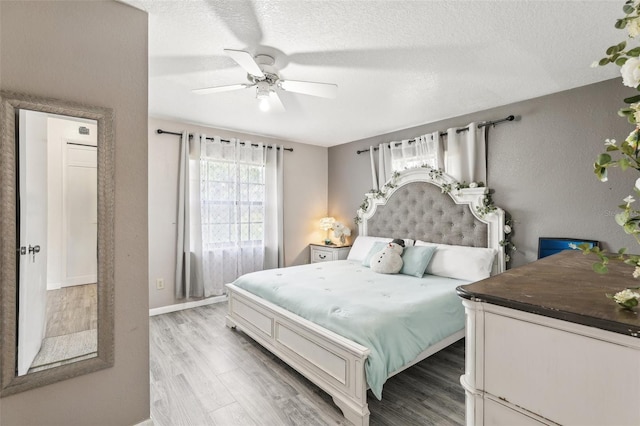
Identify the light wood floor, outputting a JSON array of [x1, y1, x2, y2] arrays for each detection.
[[150, 302, 465, 425], [26, 283, 99, 372], [45, 283, 97, 337]]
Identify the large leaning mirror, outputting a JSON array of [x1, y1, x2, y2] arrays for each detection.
[[0, 91, 114, 395]]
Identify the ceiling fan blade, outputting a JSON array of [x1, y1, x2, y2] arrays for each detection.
[[269, 91, 286, 112], [224, 49, 264, 78], [192, 83, 252, 95], [279, 80, 338, 99]]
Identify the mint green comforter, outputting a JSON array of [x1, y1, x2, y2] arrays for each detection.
[[231, 260, 466, 399]]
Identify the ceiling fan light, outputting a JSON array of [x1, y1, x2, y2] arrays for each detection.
[[256, 81, 270, 100], [259, 97, 270, 112]]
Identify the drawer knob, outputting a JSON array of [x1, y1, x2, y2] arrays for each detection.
[[319, 254, 326, 259]]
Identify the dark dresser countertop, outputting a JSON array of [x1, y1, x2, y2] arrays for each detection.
[[457, 250, 640, 338]]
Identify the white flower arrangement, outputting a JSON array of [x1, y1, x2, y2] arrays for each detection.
[[583, 1, 640, 303], [621, 56, 640, 87], [608, 287, 640, 309], [332, 221, 351, 244]]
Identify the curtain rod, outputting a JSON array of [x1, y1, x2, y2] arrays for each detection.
[[156, 129, 294, 152], [355, 115, 515, 155]]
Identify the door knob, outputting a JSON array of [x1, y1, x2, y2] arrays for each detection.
[[28, 245, 40, 262]]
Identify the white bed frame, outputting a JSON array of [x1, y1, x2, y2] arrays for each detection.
[[226, 168, 505, 425]]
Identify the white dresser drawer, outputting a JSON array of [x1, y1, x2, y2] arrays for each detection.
[[484, 398, 546, 426], [312, 248, 334, 262], [483, 311, 640, 426], [309, 244, 351, 263]]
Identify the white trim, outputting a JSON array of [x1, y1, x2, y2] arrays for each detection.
[[133, 418, 154, 426], [149, 295, 227, 317]]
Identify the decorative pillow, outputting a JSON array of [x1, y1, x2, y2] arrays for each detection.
[[370, 242, 405, 274], [399, 245, 437, 278], [415, 240, 497, 282], [362, 242, 388, 267], [347, 236, 414, 262]]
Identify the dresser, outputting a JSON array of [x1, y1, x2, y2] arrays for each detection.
[[457, 250, 640, 426], [309, 243, 351, 263]]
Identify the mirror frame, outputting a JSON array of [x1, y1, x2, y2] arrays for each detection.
[[0, 91, 115, 396]]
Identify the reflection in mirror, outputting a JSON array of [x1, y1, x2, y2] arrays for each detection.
[[1, 92, 114, 396], [17, 110, 98, 376]]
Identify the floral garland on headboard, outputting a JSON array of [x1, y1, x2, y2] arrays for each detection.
[[354, 165, 516, 265]]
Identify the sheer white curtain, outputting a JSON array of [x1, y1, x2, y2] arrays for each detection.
[[390, 132, 443, 171], [199, 137, 285, 296], [198, 137, 263, 296], [369, 123, 486, 187], [176, 133, 285, 298], [370, 131, 442, 189], [446, 122, 486, 183]]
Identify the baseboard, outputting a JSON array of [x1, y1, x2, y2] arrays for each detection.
[[134, 418, 154, 426], [149, 295, 227, 316]]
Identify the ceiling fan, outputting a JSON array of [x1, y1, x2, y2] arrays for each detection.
[[193, 49, 338, 112]]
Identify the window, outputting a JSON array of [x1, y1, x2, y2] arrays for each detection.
[[200, 157, 265, 250], [390, 136, 441, 172]]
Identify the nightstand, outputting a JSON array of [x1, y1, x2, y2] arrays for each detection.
[[309, 243, 352, 263]]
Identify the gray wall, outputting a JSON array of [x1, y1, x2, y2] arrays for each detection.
[[329, 78, 638, 267], [148, 117, 328, 309], [0, 1, 150, 425]]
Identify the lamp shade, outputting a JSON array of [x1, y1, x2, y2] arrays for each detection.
[[319, 217, 335, 231]]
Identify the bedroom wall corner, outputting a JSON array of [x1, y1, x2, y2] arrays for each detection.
[[148, 117, 328, 310], [329, 78, 638, 268], [0, 1, 149, 425], [328, 141, 374, 236]]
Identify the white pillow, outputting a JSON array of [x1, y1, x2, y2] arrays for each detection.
[[347, 236, 414, 262], [415, 240, 497, 282]]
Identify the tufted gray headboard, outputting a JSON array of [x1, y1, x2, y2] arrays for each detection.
[[357, 168, 505, 273], [366, 181, 487, 247]]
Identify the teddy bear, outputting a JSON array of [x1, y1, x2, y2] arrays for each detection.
[[370, 239, 405, 274]]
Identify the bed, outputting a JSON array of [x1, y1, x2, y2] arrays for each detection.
[[225, 168, 505, 425]]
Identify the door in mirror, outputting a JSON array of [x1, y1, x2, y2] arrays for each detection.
[[17, 110, 99, 376]]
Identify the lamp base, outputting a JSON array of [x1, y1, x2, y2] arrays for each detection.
[[324, 239, 335, 245]]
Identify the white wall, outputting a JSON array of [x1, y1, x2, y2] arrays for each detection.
[[148, 117, 328, 309], [0, 1, 149, 425]]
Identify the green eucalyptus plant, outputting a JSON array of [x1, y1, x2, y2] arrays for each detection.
[[586, 0, 640, 308]]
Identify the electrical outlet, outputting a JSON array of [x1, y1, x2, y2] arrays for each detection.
[[156, 278, 165, 290]]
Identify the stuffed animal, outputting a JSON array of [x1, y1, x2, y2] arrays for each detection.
[[371, 239, 405, 274]]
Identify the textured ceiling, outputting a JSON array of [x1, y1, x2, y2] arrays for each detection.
[[124, 0, 622, 147]]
